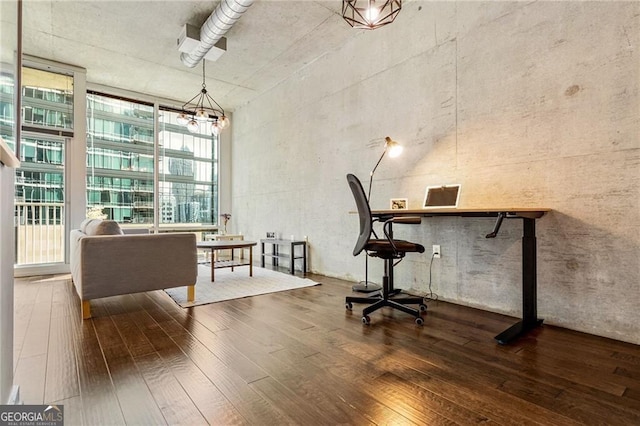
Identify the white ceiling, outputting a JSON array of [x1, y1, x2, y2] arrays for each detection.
[[22, 0, 360, 111]]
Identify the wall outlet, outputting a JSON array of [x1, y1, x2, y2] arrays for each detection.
[[432, 244, 441, 258]]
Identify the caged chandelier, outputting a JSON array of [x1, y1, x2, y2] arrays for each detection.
[[176, 61, 229, 135], [342, 0, 402, 30]]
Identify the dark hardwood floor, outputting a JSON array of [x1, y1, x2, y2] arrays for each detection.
[[13, 270, 640, 425]]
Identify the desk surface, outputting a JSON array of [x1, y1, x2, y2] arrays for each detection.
[[370, 208, 550, 219]]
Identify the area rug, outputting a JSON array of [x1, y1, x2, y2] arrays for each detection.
[[164, 265, 320, 307]]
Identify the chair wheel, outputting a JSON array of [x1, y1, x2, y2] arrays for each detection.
[[419, 304, 428, 312], [415, 317, 424, 326], [362, 315, 371, 325], [345, 302, 353, 310]]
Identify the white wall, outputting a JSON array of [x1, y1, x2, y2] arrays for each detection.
[[0, 0, 19, 404], [231, 2, 640, 344], [1, 141, 20, 403]]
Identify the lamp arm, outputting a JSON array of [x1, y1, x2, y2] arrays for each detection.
[[367, 147, 387, 202]]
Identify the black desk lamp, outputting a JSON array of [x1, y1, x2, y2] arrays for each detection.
[[353, 136, 403, 293]]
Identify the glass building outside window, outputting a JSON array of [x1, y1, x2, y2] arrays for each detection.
[[13, 67, 73, 265], [158, 109, 218, 227], [86, 94, 219, 227], [0, 73, 16, 147], [5, 64, 222, 267], [86, 93, 155, 223]]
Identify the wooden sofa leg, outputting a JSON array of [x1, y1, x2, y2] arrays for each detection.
[[187, 285, 195, 302], [82, 300, 91, 319]]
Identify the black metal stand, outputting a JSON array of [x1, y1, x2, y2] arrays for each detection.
[[352, 254, 382, 292], [260, 239, 307, 275], [494, 218, 544, 344]]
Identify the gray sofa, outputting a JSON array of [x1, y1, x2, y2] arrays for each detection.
[[70, 219, 197, 319]]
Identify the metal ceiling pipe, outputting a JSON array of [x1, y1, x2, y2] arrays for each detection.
[[180, 0, 255, 68]]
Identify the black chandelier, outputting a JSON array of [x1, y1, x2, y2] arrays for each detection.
[[176, 61, 229, 135], [342, 0, 402, 30]]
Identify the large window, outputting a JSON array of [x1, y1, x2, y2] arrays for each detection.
[[14, 67, 73, 265], [158, 109, 218, 226], [85, 94, 219, 226], [86, 93, 154, 223], [9, 58, 224, 274]]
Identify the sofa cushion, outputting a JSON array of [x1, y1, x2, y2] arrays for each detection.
[[80, 218, 97, 233], [85, 219, 124, 236]]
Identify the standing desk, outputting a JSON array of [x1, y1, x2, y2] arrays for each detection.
[[370, 208, 550, 344]]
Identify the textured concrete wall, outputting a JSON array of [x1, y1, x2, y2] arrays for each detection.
[[231, 2, 640, 344]]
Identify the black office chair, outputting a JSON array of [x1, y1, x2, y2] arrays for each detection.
[[345, 173, 427, 325]]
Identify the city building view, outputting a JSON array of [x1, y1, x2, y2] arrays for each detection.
[[0, 66, 219, 266]]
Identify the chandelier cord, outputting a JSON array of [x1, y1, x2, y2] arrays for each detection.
[[202, 61, 206, 89]]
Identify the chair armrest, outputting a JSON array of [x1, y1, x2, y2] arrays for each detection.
[[381, 216, 422, 255], [391, 216, 422, 225]]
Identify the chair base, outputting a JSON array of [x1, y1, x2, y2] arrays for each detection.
[[351, 282, 382, 293], [363, 296, 425, 318], [346, 290, 426, 324]]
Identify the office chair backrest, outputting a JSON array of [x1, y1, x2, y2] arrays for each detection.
[[347, 173, 373, 256]]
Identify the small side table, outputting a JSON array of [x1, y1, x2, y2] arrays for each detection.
[[204, 233, 244, 261], [260, 239, 307, 275]]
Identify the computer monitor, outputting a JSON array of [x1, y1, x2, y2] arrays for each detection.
[[422, 184, 461, 209]]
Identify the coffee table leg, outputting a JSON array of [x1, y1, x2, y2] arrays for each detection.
[[249, 246, 253, 277]]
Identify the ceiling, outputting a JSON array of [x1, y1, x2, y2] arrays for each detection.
[[22, 0, 360, 112]]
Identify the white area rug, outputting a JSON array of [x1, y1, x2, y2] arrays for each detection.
[[164, 265, 320, 307]]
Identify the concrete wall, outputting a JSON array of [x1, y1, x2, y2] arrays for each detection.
[[231, 2, 640, 344]]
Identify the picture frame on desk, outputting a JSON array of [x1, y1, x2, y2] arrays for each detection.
[[390, 198, 408, 210], [265, 231, 276, 239]]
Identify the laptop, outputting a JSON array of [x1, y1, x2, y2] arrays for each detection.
[[422, 184, 461, 209]]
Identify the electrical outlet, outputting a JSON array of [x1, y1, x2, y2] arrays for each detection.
[[432, 244, 441, 258]]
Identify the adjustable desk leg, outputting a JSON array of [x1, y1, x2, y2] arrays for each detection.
[[494, 218, 544, 344], [387, 223, 395, 292]]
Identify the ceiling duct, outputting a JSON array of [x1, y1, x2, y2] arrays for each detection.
[[180, 0, 255, 68]]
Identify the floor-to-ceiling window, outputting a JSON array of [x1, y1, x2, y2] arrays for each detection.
[[158, 108, 218, 227], [86, 93, 155, 223], [4, 59, 223, 274], [14, 67, 73, 266], [85, 95, 220, 228]]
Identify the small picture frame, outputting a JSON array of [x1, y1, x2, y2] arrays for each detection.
[[266, 231, 276, 239], [390, 198, 408, 210]]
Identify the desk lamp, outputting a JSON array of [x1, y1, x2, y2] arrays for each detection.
[[367, 137, 403, 202], [353, 136, 403, 293]]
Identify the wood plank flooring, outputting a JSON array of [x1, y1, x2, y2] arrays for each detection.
[[13, 271, 640, 425]]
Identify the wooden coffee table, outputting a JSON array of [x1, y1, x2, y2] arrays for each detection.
[[196, 240, 257, 282]]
